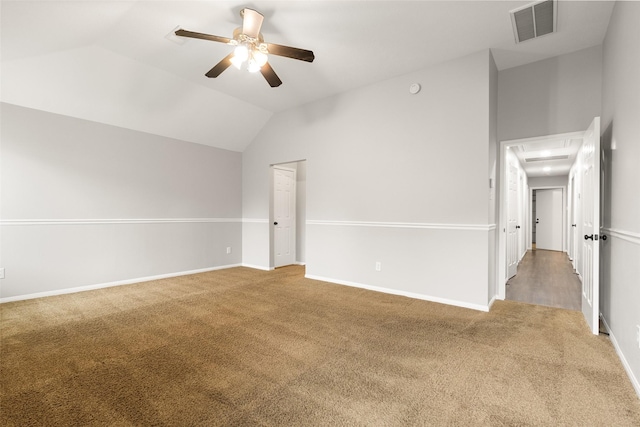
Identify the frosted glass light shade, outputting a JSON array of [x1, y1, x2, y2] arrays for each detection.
[[234, 45, 249, 62]]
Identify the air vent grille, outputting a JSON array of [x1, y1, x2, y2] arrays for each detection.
[[525, 155, 569, 163], [511, 0, 556, 44]]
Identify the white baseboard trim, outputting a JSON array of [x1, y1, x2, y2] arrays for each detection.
[[0, 264, 242, 304], [241, 264, 273, 271], [601, 315, 640, 399], [304, 274, 490, 312]]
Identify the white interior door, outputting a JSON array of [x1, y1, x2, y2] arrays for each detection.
[[507, 160, 519, 279], [273, 167, 296, 268], [581, 117, 601, 335], [518, 174, 528, 258], [536, 188, 563, 251], [568, 176, 576, 262]]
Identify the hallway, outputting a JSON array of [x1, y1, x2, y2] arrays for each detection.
[[506, 249, 581, 311]]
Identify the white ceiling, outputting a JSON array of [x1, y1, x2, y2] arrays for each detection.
[[509, 134, 584, 178], [0, 1, 615, 152]]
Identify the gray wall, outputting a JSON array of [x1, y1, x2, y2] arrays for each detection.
[[498, 45, 602, 142], [243, 50, 496, 310], [0, 103, 242, 299], [600, 1, 640, 396], [528, 176, 568, 188]]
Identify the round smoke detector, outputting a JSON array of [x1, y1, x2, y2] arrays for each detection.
[[409, 83, 421, 94]]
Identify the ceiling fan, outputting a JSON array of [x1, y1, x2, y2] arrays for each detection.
[[175, 8, 315, 87]]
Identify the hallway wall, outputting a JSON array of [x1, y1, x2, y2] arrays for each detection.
[[600, 1, 640, 396]]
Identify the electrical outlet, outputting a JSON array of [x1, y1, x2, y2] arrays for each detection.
[[0, 268, 4, 279], [226, 247, 232, 254], [636, 325, 640, 349], [375, 262, 381, 271]]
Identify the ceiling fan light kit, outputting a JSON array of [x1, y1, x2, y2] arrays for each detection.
[[228, 30, 269, 73], [175, 7, 315, 87]]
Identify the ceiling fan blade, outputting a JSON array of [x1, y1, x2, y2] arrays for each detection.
[[260, 62, 282, 87], [205, 53, 234, 78], [266, 43, 315, 63], [175, 29, 231, 44], [241, 8, 264, 39]]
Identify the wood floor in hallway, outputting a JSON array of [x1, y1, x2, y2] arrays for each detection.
[[506, 249, 582, 311]]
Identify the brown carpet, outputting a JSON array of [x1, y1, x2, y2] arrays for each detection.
[[1, 265, 639, 426]]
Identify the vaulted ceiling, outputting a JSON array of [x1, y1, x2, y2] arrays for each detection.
[[1, 1, 614, 152]]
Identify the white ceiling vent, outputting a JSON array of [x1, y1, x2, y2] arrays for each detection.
[[510, 0, 557, 44]]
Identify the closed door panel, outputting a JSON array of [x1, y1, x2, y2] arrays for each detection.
[[536, 188, 563, 251], [273, 167, 296, 268], [507, 161, 519, 279]]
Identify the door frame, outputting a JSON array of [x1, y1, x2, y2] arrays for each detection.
[[269, 160, 308, 269], [498, 131, 584, 300], [270, 165, 297, 269]]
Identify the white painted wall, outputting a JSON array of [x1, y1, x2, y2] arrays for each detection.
[[0, 103, 243, 300], [243, 50, 495, 310], [600, 1, 640, 397], [498, 45, 603, 142]]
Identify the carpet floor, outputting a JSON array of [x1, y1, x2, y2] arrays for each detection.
[[1, 265, 639, 426]]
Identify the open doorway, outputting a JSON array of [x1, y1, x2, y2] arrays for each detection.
[[498, 118, 602, 334], [499, 132, 582, 311], [532, 186, 565, 252], [269, 160, 307, 269]]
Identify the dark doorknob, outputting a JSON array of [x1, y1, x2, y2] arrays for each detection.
[[516, 225, 521, 229], [274, 222, 278, 225], [572, 224, 577, 227], [584, 234, 594, 240], [601, 234, 608, 241]]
